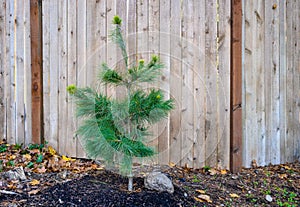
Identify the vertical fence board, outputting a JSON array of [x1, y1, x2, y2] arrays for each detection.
[[30, 0, 43, 144], [106, 0, 116, 98], [243, 0, 254, 167], [66, 0, 77, 157], [253, 0, 264, 165], [157, 0, 170, 164], [218, 0, 230, 169], [127, 0, 137, 66], [57, 0, 67, 153], [24, 0, 32, 145], [42, 0, 50, 146], [205, 0, 218, 167], [279, 0, 287, 163], [76, 0, 86, 158], [15, 0, 26, 144], [193, 0, 206, 169], [181, 0, 194, 167], [48, 0, 59, 149], [148, 0, 159, 163], [169, 0, 182, 166], [0, 0, 5, 139]]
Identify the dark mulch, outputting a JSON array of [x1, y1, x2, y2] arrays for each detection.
[[1, 161, 299, 207]]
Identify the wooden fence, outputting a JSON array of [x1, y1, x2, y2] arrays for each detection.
[[0, 0, 299, 170]]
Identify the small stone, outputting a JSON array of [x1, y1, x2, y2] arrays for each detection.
[[184, 192, 188, 197], [231, 175, 239, 180], [3, 166, 26, 180], [144, 172, 174, 193], [265, 195, 273, 202]]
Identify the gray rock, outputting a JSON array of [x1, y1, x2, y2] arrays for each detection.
[[2, 166, 26, 180], [265, 195, 273, 202], [144, 172, 174, 193]]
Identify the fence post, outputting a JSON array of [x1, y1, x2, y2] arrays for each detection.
[[30, 0, 43, 144], [230, 0, 243, 172]]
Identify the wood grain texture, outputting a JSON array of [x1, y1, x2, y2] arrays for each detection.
[[76, 0, 87, 158], [218, 0, 230, 169], [66, 0, 77, 156], [169, 0, 182, 166], [30, 0, 43, 144], [158, 0, 170, 165], [193, 0, 206, 169], [0, 0, 6, 139], [181, 0, 194, 168], [205, 0, 218, 167]]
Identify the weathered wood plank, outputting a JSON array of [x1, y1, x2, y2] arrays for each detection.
[[169, 0, 182, 166], [66, 0, 77, 157], [42, 0, 50, 147], [279, 0, 287, 164], [243, 0, 254, 167], [285, 0, 295, 163], [48, 0, 59, 149], [57, 0, 67, 154], [127, 0, 137, 66], [76, 0, 87, 158], [218, 0, 230, 169], [205, 0, 218, 167], [15, 0, 26, 144], [193, 0, 206, 169], [181, 0, 194, 168], [137, 0, 148, 61], [30, 0, 43, 144], [253, 1, 264, 165], [267, 0, 280, 164], [106, 0, 116, 98], [0, 0, 6, 140], [24, 0, 32, 146], [147, 0, 160, 164], [158, 0, 170, 165]]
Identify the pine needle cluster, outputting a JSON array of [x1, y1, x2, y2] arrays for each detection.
[[67, 16, 174, 179]]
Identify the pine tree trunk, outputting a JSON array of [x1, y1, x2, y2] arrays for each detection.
[[128, 174, 133, 191]]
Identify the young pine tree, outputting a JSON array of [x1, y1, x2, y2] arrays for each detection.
[[67, 16, 174, 191]]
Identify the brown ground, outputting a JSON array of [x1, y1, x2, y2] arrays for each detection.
[[0, 142, 299, 206]]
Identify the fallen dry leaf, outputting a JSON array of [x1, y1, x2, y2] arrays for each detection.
[[229, 193, 240, 198], [197, 194, 213, 203], [220, 169, 227, 175], [194, 197, 204, 202], [28, 189, 40, 195], [29, 179, 40, 186], [278, 174, 287, 179], [196, 189, 206, 194], [169, 162, 176, 167], [48, 146, 56, 156], [208, 168, 218, 175], [36, 166, 47, 173], [23, 154, 32, 160], [62, 155, 76, 162]]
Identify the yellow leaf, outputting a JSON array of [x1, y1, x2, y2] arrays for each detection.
[[48, 146, 56, 156], [197, 194, 213, 203], [194, 197, 204, 202], [283, 166, 291, 170], [278, 174, 287, 179], [229, 193, 240, 198], [62, 155, 76, 162], [220, 169, 227, 175], [29, 179, 40, 186], [23, 154, 32, 160], [196, 189, 206, 194], [169, 162, 176, 167], [9, 155, 16, 160]]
